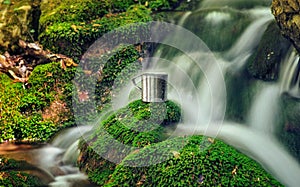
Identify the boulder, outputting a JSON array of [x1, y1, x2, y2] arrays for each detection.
[[0, 0, 41, 53], [272, 0, 300, 53]]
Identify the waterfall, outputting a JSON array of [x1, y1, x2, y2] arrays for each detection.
[[14, 2, 299, 187], [280, 48, 300, 98], [225, 13, 273, 60], [146, 6, 300, 187], [247, 84, 280, 133], [37, 126, 94, 187]]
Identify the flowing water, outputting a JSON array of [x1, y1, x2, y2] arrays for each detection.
[[147, 5, 300, 187], [1, 1, 300, 186]]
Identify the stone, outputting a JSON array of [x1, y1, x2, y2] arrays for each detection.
[[272, 0, 300, 53], [0, 0, 41, 53]]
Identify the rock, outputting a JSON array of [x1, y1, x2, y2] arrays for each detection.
[[247, 21, 291, 81], [0, 0, 41, 53], [271, 0, 300, 53]]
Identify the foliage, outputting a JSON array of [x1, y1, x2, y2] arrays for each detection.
[[0, 157, 43, 187], [78, 99, 181, 185], [106, 136, 282, 186]]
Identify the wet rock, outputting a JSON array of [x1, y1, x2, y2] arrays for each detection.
[[272, 0, 300, 53], [0, 0, 41, 53], [247, 21, 291, 81]]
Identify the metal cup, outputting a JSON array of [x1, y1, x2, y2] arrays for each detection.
[[132, 72, 168, 102]]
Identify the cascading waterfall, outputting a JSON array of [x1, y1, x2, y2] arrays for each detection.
[[148, 6, 300, 187], [9, 2, 300, 187]]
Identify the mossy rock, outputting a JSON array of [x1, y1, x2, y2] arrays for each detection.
[[0, 0, 40, 53], [0, 157, 45, 186], [39, 0, 181, 32], [0, 61, 76, 142], [247, 21, 291, 81], [78, 99, 181, 186], [106, 135, 282, 186], [39, 5, 152, 60]]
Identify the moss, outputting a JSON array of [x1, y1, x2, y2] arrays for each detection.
[[106, 136, 282, 186], [0, 157, 44, 187], [247, 21, 291, 81], [39, 5, 152, 60], [39, 0, 182, 32], [0, 61, 76, 142], [78, 99, 181, 185]]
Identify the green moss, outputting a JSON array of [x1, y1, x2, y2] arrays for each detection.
[[39, 0, 181, 32], [78, 100, 281, 186], [106, 136, 282, 186], [78, 99, 181, 185], [39, 5, 152, 60], [0, 157, 44, 187], [247, 21, 291, 81], [0, 61, 76, 142]]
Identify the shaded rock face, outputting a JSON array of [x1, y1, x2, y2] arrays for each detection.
[[0, 0, 41, 53], [271, 0, 300, 53]]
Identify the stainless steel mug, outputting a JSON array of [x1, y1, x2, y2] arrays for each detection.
[[132, 73, 168, 102]]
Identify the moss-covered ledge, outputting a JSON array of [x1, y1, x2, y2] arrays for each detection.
[[78, 100, 281, 186], [0, 156, 45, 186], [106, 135, 282, 186], [78, 99, 181, 186]]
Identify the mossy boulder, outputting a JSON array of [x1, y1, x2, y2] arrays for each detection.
[[0, 156, 45, 186], [39, 5, 152, 61], [39, 0, 181, 32], [0, 0, 40, 53], [106, 136, 282, 186], [247, 21, 291, 81], [78, 100, 281, 186], [0, 61, 76, 142], [78, 99, 181, 186]]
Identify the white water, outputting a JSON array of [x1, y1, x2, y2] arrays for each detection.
[[280, 48, 300, 98], [247, 84, 280, 133], [225, 9, 273, 60], [38, 126, 94, 187]]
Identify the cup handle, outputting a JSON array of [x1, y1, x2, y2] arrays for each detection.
[[132, 75, 142, 91]]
